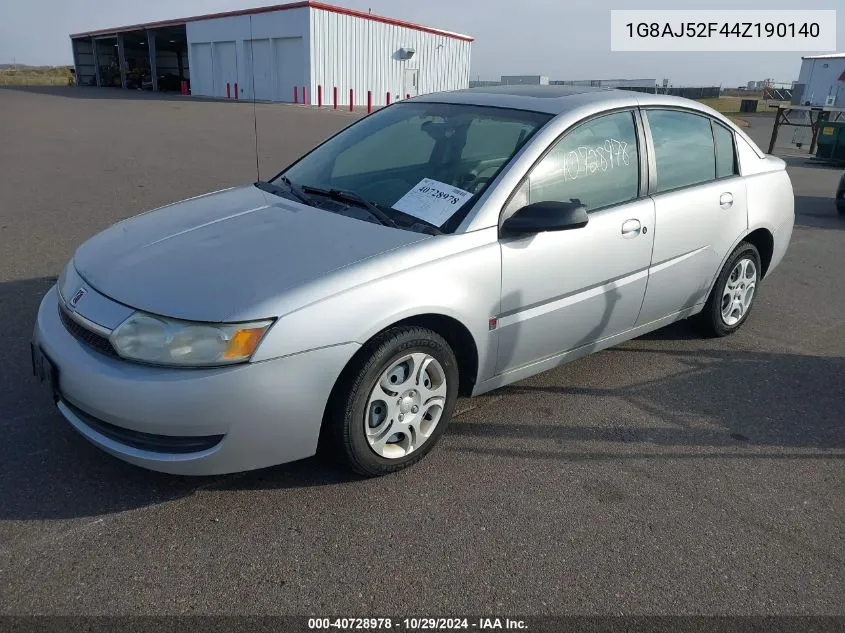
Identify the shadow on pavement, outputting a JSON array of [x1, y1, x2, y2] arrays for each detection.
[[449, 315, 844, 460], [0, 275, 358, 523], [781, 156, 844, 171], [1, 85, 196, 103], [0, 86, 307, 110], [2, 263, 843, 522], [794, 195, 845, 230]]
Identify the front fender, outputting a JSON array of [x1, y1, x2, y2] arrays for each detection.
[[252, 228, 502, 383]]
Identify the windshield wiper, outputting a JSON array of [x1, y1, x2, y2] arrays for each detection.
[[278, 176, 314, 205], [254, 178, 313, 206], [301, 185, 400, 229]]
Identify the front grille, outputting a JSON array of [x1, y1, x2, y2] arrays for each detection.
[[63, 399, 224, 454], [58, 306, 120, 359]]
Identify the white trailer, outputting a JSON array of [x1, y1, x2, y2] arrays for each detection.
[[795, 53, 845, 107]]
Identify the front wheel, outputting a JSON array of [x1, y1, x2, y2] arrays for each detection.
[[325, 326, 459, 477], [696, 242, 761, 337]]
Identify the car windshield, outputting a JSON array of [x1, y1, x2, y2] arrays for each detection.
[[273, 102, 552, 233]]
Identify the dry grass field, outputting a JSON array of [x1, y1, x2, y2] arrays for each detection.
[[0, 65, 74, 86]]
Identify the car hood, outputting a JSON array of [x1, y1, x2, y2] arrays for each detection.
[[74, 185, 427, 322]]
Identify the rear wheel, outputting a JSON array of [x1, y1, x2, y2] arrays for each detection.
[[696, 242, 761, 337], [326, 326, 458, 477]]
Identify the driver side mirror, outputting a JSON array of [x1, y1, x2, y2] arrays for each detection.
[[501, 200, 589, 235]]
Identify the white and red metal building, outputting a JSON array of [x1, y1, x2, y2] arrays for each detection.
[[69, 1, 473, 107]]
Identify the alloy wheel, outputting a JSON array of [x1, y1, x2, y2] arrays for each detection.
[[720, 257, 757, 326]]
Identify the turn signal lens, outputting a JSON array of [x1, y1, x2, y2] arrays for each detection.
[[223, 326, 269, 359]]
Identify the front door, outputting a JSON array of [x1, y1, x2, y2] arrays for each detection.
[[403, 68, 419, 98], [636, 109, 748, 326], [497, 110, 655, 373]]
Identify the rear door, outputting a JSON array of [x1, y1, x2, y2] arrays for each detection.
[[636, 109, 747, 326]]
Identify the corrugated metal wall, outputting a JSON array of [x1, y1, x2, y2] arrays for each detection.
[[185, 6, 471, 105], [187, 8, 310, 101], [309, 8, 471, 106]]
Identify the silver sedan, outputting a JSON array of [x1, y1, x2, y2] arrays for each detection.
[[32, 85, 794, 476]]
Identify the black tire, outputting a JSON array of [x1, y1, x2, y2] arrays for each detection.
[[324, 326, 459, 477], [696, 241, 761, 337]]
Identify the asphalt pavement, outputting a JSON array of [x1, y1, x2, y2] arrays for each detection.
[[0, 88, 843, 617]]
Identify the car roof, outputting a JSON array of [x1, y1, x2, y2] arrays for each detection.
[[412, 85, 632, 114], [412, 84, 716, 118]]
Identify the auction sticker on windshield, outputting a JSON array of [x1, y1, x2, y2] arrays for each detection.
[[391, 178, 473, 226]]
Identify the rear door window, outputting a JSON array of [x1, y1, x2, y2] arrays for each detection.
[[646, 110, 716, 193]]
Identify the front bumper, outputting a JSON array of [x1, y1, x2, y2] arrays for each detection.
[[33, 286, 360, 475]]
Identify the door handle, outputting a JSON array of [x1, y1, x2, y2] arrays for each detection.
[[621, 219, 641, 238], [720, 192, 734, 208]]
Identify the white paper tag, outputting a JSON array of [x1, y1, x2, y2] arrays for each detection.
[[391, 178, 473, 226]]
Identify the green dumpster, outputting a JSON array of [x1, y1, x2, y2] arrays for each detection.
[[815, 121, 845, 162], [740, 99, 758, 113]]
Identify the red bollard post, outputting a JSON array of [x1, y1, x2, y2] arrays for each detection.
[[226, 83, 231, 99], [406, 93, 410, 100], [367, 90, 372, 113], [294, 86, 298, 104], [333, 86, 338, 109], [234, 83, 238, 100], [317, 85, 322, 107], [302, 85, 307, 104], [349, 89, 354, 111], [386, 92, 391, 106]]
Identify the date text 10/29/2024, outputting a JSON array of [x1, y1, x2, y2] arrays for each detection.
[[308, 617, 528, 630]]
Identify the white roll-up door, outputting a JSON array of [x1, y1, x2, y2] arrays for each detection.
[[246, 39, 273, 101], [273, 37, 304, 102], [213, 41, 238, 98]]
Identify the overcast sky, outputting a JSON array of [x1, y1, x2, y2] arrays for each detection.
[[1, 0, 841, 86]]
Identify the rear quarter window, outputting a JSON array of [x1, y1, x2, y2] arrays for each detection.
[[713, 121, 738, 179]]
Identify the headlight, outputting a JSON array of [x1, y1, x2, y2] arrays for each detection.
[[109, 312, 272, 367]]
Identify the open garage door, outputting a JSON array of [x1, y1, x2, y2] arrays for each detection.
[[273, 37, 303, 102]]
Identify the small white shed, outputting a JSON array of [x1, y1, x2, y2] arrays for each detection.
[[186, 1, 474, 105], [795, 53, 845, 107]]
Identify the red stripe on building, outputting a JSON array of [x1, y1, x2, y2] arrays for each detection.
[[70, 1, 473, 42]]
